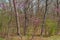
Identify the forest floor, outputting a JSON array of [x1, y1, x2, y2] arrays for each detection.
[[1, 35, 60, 40]]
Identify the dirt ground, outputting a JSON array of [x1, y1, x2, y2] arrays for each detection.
[[3, 35, 60, 40]]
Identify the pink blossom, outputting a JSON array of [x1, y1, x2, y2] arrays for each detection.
[[31, 16, 40, 26], [18, 2, 25, 8], [54, 8, 60, 13], [0, 3, 3, 7], [0, 3, 6, 9]]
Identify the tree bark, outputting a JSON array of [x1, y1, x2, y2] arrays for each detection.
[[24, 0, 28, 35], [56, 0, 60, 34], [13, 0, 20, 36], [41, 0, 48, 36]]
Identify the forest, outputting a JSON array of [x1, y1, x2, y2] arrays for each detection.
[[0, 0, 60, 40]]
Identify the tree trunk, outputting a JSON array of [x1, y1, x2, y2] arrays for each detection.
[[41, 0, 48, 36], [24, 0, 28, 35], [56, 0, 59, 34], [13, 0, 20, 36]]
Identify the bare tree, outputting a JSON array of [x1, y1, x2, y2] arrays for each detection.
[[7, 0, 13, 37], [41, 0, 48, 36], [56, 0, 59, 34], [13, 0, 20, 36], [24, 0, 28, 35]]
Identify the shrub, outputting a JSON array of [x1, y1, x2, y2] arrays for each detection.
[[46, 19, 57, 36]]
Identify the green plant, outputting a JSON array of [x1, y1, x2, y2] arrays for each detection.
[[0, 38, 4, 40], [46, 19, 57, 35]]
